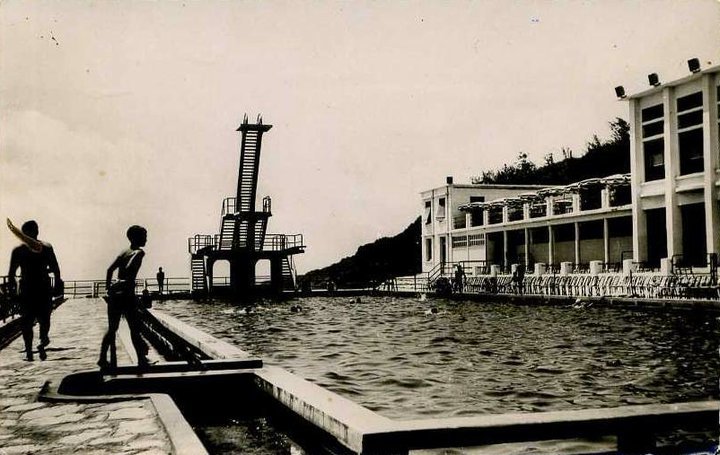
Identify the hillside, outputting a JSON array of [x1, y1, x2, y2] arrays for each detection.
[[301, 218, 421, 289], [302, 118, 630, 288]]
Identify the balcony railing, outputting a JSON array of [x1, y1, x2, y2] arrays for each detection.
[[263, 234, 305, 251]]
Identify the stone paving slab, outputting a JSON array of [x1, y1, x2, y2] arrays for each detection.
[[0, 298, 174, 454]]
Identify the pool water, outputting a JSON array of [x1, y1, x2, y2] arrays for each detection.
[[158, 296, 719, 420]]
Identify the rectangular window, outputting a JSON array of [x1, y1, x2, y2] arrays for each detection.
[[425, 238, 432, 261], [677, 92, 702, 112], [678, 129, 704, 174], [424, 200, 432, 225], [469, 196, 485, 203], [468, 234, 485, 247], [452, 235, 468, 248], [677, 91, 703, 175], [453, 214, 466, 229], [642, 103, 665, 182], [437, 198, 446, 219], [643, 138, 665, 181]]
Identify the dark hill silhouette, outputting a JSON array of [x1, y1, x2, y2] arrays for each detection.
[[302, 118, 630, 288], [301, 218, 421, 289]]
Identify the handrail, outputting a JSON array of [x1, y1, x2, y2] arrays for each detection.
[[221, 197, 237, 217], [262, 196, 271, 213], [188, 234, 215, 255], [263, 233, 304, 251]]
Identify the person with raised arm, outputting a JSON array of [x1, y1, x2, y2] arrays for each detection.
[[7, 219, 62, 361]]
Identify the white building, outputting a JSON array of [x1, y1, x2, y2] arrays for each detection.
[[420, 61, 719, 276], [628, 63, 720, 269]]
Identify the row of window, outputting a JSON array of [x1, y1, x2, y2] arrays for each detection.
[[451, 234, 486, 248], [642, 88, 716, 182]]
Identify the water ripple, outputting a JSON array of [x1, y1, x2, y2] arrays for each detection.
[[158, 296, 719, 420]]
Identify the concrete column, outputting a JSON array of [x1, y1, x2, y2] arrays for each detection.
[[523, 203, 530, 220], [547, 197, 554, 216], [572, 194, 580, 213], [490, 264, 501, 277], [630, 98, 648, 262], [548, 225, 554, 265], [574, 222, 580, 265], [524, 227, 530, 268], [465, 212, 472, 228], [603, 218, 610, 264], [503, 230, 508, 268], [663, 86, 682, 260], [601, 188, 610, 209], [502, 205, 509, 224], [702, 75, 720, 256], [534, 263, 547, 275], [483, 210, 490, 226], [589, 260, 603, 276]]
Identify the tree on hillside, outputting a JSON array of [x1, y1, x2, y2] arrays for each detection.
[[472, 118, 629, 185]]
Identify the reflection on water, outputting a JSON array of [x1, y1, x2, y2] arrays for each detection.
[[159, 296, 719, 420]]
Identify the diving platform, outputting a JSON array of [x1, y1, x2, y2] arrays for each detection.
[[188, 116, 305, 297]]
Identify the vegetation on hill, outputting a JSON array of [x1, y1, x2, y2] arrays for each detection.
[[302, 118, 630, 288], [473, 118, 630, 185], [301, 218, 421, 289]]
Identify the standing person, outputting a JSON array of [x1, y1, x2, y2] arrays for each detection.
[[7, 219, 62, 361], [156, 267, 165, 295], [454, 264, 466, 293], [98, 225, 150, 369]]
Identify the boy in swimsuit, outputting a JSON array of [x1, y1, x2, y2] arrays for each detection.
[[98, 225, 150, 369]]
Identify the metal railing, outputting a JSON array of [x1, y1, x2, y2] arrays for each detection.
[[263, 234, 304, 251], [222, 197, 237, 216], [188, 234, 216, 255]]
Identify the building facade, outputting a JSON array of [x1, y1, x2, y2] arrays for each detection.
[[420, 63, 719, 275], [629, 64, 720, 268]]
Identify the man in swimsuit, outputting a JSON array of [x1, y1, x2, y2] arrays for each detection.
[[98, 225, 150, 369], [7, 220, 62, 361]]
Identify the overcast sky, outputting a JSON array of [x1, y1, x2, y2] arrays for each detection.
[[1, 1, 718, 280]]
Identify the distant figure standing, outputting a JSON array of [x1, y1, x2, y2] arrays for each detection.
[[516, 265, 525, 295], [156, 267, 165, 295], [98, 225, 150, 369], [454, 264, 466, 293], [7, 219, 62, 361]]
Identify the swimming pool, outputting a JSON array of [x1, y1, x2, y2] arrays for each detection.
[[158, 296, 719, 420]]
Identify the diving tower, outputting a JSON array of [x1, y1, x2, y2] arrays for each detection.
[[188, 115, 305, 297]]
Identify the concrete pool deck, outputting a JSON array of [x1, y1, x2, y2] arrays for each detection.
[[0, 298, 201, 455]]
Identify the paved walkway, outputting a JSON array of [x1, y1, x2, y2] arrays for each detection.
[[0, 298, 173, 455]]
